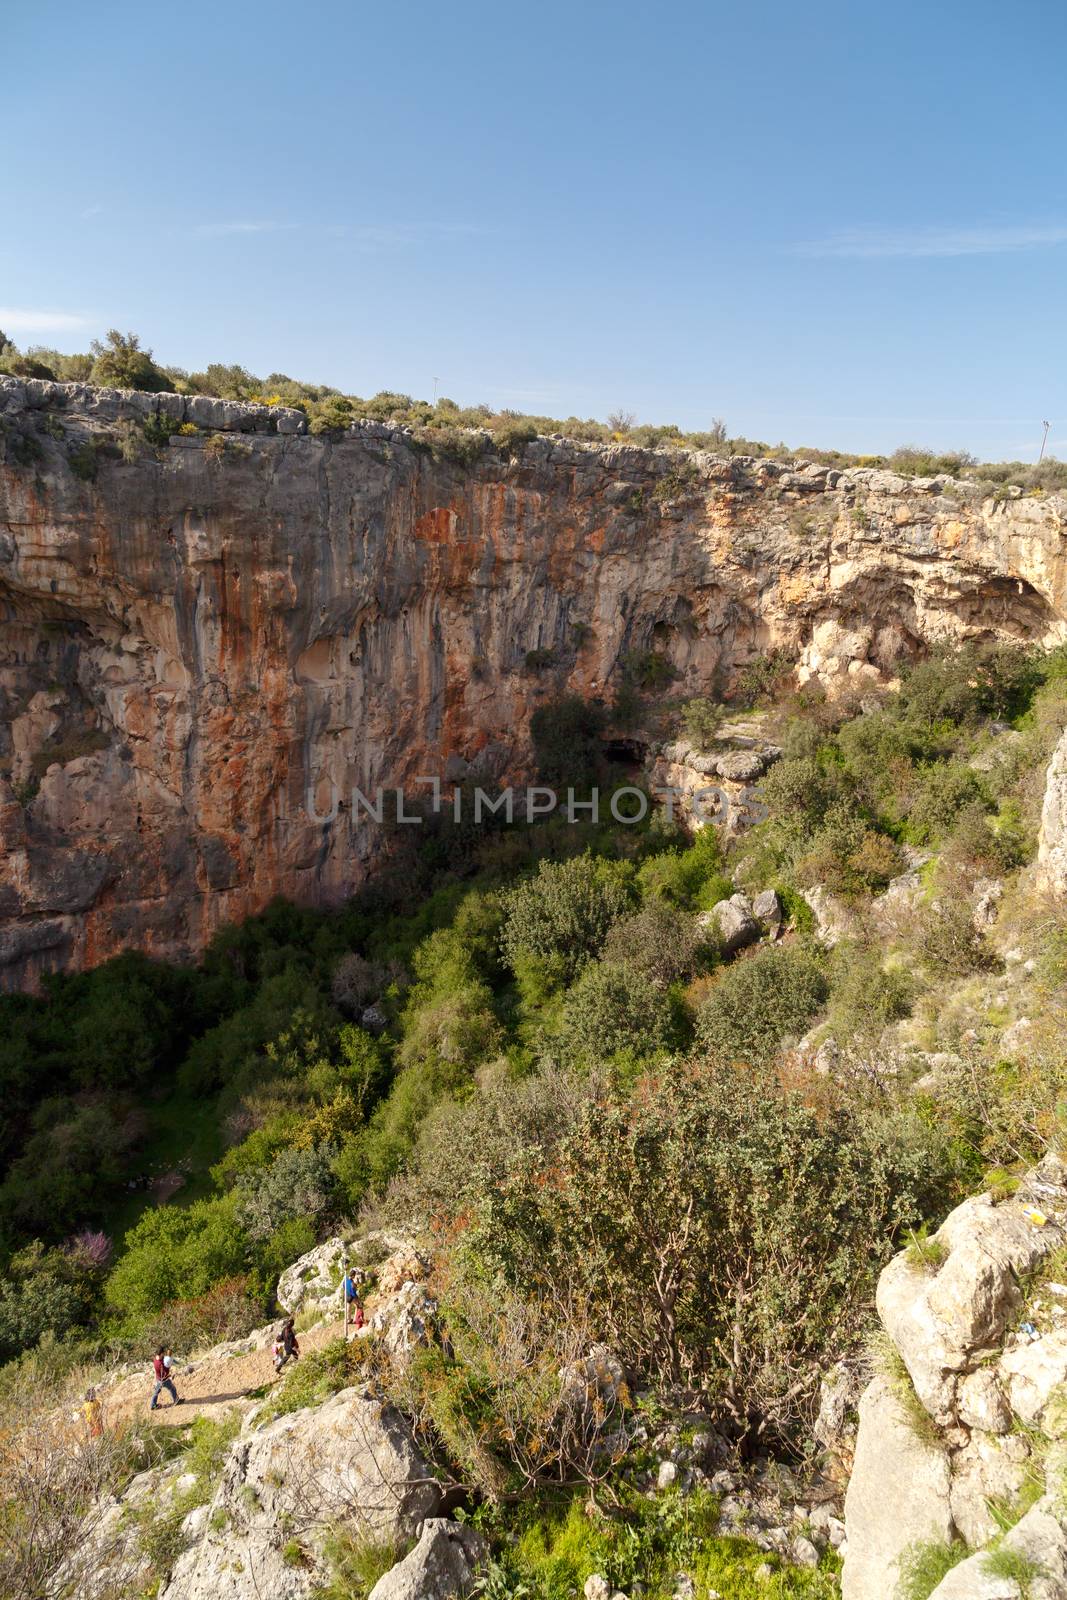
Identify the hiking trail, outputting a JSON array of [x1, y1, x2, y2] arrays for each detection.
[[102, 1316, 347, 1430]]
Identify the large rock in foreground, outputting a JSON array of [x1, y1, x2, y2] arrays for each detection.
[[841, 1376, 953, 1600], [368, 1519, 486, 1600], [843, 1158, 1067, 1600], [161, 1386, 441, 1600]]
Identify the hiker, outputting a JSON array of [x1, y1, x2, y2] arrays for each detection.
[[274, 1318, 300, 1372], [82, 1386, 103, 1438], [73, 1386, 103, 1439], [150, 1345, 183, 1411], [282, 1316, 300, 1365], [342, 1269, 364, 1335]]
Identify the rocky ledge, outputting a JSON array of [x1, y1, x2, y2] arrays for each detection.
[[844, 1155, 1067, 1600]]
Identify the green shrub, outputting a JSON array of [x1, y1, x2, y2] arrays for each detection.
[[454, 1059, 954, 1427], [0, 1241, 104, 1361], [651, 460, 699, 503], [733, 650, 793, 708], [680, 697, 723, 751], [501, 855, 636, 985], [235, 1144, 337, 1243], [68, 440, 99, 480], [493, 419, 538, 457], [525, 647, 557, 672], [982, 1546, 1046, 1590], [898, 642, 1041, 728], [696, 944, 828, 1067], [601, 899, 707, 988], [635, 826, 726, 910], [827, 947, 914, 1042], [104, 1193, 248, 1323], [895, 1537, 969, 1600], [256, 1336, 365, 1422], [89, 329, 168, 392], [142, 411, 183, 448], [621, 649, 676, 692], [554, 960, 672, 1066], [905, 763, 984, 845], [915, 881, 994, 977], [317, 1532, 404, 1600]]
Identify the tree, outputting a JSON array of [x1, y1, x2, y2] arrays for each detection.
[[501, 854, 635, 984], [236, 1145, 337, 1243], [555, 960, 671, 1065], [695, 942, 828, 1067], [89, 329, 167, 392], [451, 1058, 955, 1437], [607, 410, 635, 433], [602, 898, 705, 988]]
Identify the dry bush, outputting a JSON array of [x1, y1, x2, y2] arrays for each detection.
[[0, 1366, 151, 1599], [376, 1273, 632, 1501]]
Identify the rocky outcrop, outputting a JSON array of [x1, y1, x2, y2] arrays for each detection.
[[367, 1519, 486, 1600], [4, 376, 1067, 986], [1039, 727, 1067, 897], [842, 1375, 954, 1600], [161, 1385, 441, 1600], [701, 892, 760, 953], [843, 1156, 1067, 1600]]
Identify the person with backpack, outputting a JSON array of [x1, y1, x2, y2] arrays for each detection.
[[282, 1317, 300, 1366], [274, 1317, 300, 1372], [150, 1346, 183, 1411], [342, 1269, 364, 1336]]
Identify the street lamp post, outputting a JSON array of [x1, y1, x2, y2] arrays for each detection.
[[1039, 421, 1051, 463]]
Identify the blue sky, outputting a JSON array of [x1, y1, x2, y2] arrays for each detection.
[[5, 0, 1067, 458]]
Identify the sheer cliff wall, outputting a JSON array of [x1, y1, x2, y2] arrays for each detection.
[[1, 376, 1065, 986]]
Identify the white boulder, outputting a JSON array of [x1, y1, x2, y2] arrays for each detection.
[[999, 1328, 1067, 1425], [841, 1375, 953, 1600], [1038, 727, 1067, 897], [702, 893, 759, 953], [161, 1386, 441, 1600], [367, 1519, 485, 1600]]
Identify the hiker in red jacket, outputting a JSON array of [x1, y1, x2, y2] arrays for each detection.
[[150, 1345, 184, 1411]]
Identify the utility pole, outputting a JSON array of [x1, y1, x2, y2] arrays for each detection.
[[1039, 420, 1051, 462], [432, 377, 440, 405]]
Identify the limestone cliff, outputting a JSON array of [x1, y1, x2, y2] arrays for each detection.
[[2, 375, 1066, 987]]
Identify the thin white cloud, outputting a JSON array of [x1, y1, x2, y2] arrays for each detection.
[[192, 220, 297, 237], [0, 307, 91, 332], [81, 205, 103, 219], [793, 223, 1067, 259]]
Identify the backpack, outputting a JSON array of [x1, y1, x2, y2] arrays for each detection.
[[152, 1354, 167, 1381]]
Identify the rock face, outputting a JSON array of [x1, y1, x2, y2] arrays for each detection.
[[841, 1375, 954, 1600], [367, 1519, 486, 1600], [161, 1385, 441, 1600], [3, 377, 1067, 987], [1039, 726, 1067, 897], [843, 1156, 1067, 1600]]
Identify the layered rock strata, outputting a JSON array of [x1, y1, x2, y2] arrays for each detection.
[[3, 375, 1066, 985]]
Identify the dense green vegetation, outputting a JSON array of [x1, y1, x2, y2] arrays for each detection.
[[5, 637, 1067, 1598], [0, 637, 1066, 1600], [3, 327, 1067, 487]]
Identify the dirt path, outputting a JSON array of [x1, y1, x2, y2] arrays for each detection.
[[104, 1317, 348, 1430]]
